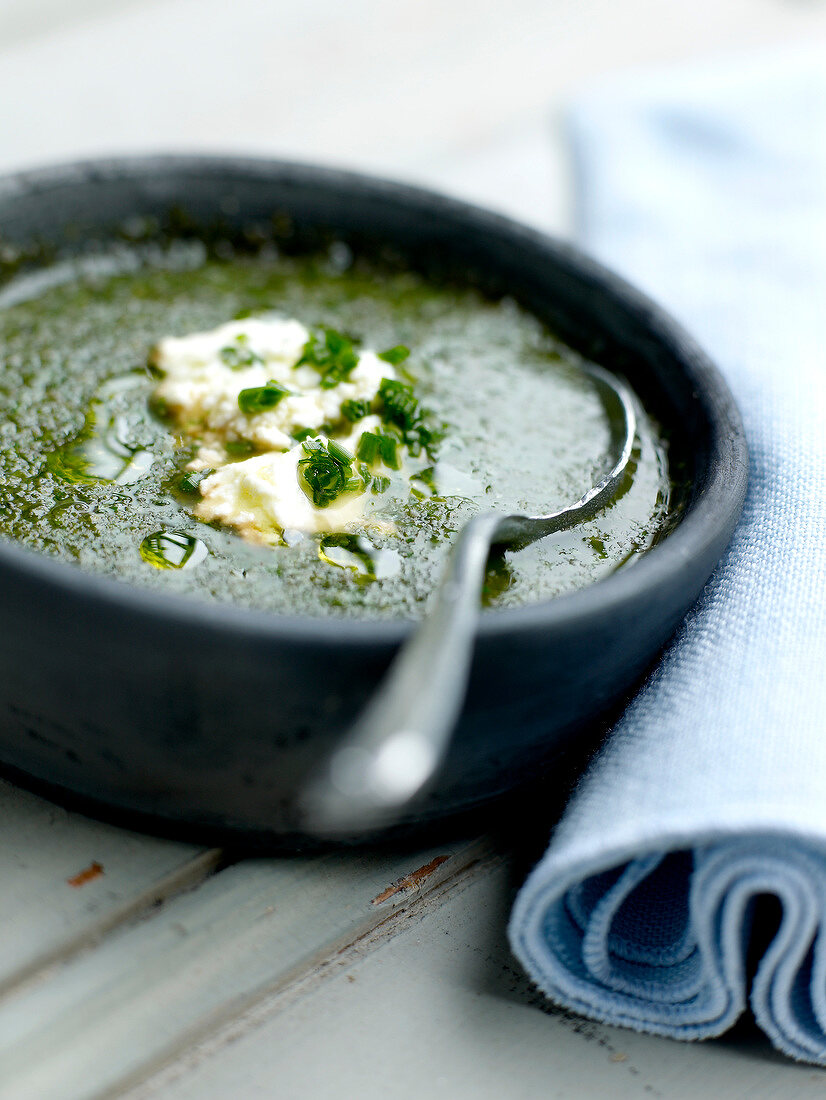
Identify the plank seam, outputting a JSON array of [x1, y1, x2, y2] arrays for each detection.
[[116, 840, 504, 1100], [0, 847, 223, 1001]]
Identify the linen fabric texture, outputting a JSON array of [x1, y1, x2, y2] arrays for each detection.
[[509, 51, 826, 1063]]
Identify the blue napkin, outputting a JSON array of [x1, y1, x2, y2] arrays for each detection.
[[509, 50, 826, 1063]]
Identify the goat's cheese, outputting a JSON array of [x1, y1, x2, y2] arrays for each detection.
[[152, 317, 406, 541], [154, 318, 392, 453], [194, 441, 368, 542]]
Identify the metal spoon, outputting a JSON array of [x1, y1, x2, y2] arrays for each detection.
[[300, 363, 637, 836]]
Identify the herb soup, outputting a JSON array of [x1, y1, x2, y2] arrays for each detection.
[[0, 243, 675, 619]]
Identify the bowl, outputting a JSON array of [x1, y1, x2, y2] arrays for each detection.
[[0, 155, 747, 846]]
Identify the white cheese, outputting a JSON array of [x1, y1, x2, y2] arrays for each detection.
[[196, 439, 370, 542], [153, 318, 395, 453], [153, 316, 410, 540]]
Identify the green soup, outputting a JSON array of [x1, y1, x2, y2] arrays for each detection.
[[0, 242, 677, 620]]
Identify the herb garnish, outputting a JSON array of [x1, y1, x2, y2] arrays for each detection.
[[377, 378, 444, 458], [377, 345, 410, 366], [356, 431, 401, 470], [379, 378, 418, 426], [358, 465, 391, 495], [341, 398, 371, 422], [410, 466, 437, 497], [238, 380, 291, 414], [297, 438, 362, 507], [178, 468, 214, 494], [291, 426, 318, 443], [296, 327, 359, 389], [297, 332, 412, 388], [224, 439, 256, 457], [220, 334, 263, 370], [297, 437, 391, 507], [326, 438, 356, 467]]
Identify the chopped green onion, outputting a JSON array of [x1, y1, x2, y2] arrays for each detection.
[[298, 454, 347, 507], [410, 466, 437, 497], [341, 398, 371, 422], [291, 427, 318, 443], [356, 429, 402, 470], [224, 439, 257, 457], [378, 378, 418, 429], [296, 327, 359, 389], [356, 432, 381, 464], [177, 468, 214, 494], [220, 337, 264, 369], [377, 377, 444, 459], [238, 380, 291, 414], [327, 438, 354, 466], [357, 463, 390, 496], [378, 434, 400, 470], [298, 437, 364, 508], [139, 531, 205, 570], [377, 345, 410, 366]]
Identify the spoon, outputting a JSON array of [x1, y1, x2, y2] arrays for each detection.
[[299, 362, 637, 836]]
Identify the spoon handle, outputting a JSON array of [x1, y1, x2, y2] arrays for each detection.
[[299, 364, 636, 838], [299, 511, 505, 836]]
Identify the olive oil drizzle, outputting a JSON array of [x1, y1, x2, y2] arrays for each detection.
[[0, 245, 677, 619]]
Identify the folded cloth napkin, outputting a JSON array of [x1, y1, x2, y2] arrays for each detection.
[[509, 50, 826, 1063]]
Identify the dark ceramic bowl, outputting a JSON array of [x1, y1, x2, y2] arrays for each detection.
[[0, 156, 747, 846]]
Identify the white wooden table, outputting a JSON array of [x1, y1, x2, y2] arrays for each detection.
[[2, 2, 826, 1096]]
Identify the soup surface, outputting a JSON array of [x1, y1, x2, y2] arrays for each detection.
[[0, 242, 676, 619]]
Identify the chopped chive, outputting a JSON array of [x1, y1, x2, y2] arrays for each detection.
[[298, 437, 364, 508], [291, 427, 318, 443], [378, 434, 400, 470], [356, 429, 402, 470], [377, 345, 410, 366], [298, 455, 347, 507], [415, 466, 437, 491], [356, 432, 381, 464], [296, 326, 360, 388], [139, 531, 205, 570], [327, 439, 354, 466], [357, 463, 390, 496], [301, 437, 326, 457], [341, 398, 371, 422], [410, 466, 437, 497], [220, 338, 264, 369], [177, 467, 215, 494], [224, 439, 256, 457], [378, 378, 418, 429], [238, 380, 291, 414], [377, 377, 444, 459]]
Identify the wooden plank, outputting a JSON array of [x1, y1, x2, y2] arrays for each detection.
[[0, 837, 488, 1100], [130, 858, 826, 1100], [0, 779, 217, 995]]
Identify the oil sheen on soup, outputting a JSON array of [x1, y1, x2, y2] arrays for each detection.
[[0, 242, 676, 619]]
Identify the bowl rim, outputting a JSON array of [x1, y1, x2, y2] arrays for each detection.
[[0, 153, 748, 646]]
